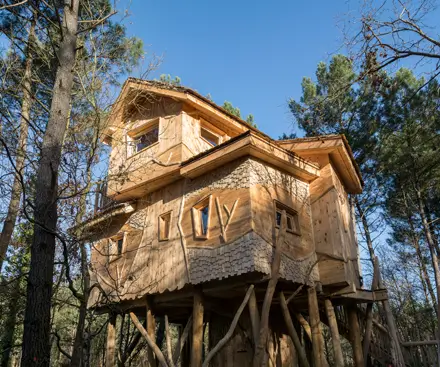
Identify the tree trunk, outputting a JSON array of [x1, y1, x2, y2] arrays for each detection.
[[192, 289, 204, 367], [414, 185, 440, 366], [324, 299, 344, 367], [0, 14, 35, 273], [70, 168, 94, 367], [346, 304, 364, 367], [1, 278, 21, 367], [355, 197, 375, 266], [402, 189, 437, 312], [253, 211, 287, 367], [106, 314, 117, 367], [308, 286, 326, 367], [20, 2, 80, 365]]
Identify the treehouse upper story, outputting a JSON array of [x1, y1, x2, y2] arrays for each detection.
[[81, 79, 364, 308]]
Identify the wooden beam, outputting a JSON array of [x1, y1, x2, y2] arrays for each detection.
[[401, 340, 440, 347], [248, 288, 260, 346], [146, 298, 157, 367], [106, 313, 117, 367], [362, 258, 380, 366], [191, 289, 204, 367], [324, 299, 344, 367], [129, 312, 169, 367], [308, 287, 326, 367], [346, 304, 364, 367], [279, 292, 310, 367], [165, 315, 173, 365], [173, 315, 192, 365]]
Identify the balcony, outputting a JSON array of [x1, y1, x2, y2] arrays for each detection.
[[93, 178, 116, 214]]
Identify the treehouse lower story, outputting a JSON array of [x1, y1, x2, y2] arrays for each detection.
[[86, 157, 390, 366]]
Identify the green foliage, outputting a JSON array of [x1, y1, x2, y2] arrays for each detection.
[[279, 132, 297, 140], [245, 114, 257, 128], [222, 101, 241, 118], [158, 74, 181, 86]]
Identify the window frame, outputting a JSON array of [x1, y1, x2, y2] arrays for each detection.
[[200, 119, 223, 147], [273, 200, 301, 236], [191, 195, 213, 240], [127, 118, 160, 157], [158, 211, 172, 242], [107, 232, 126, 264]]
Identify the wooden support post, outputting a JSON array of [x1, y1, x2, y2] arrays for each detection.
[[248, 287, 260, 346], [308, 286, 325, 367], [192, 289, 204, 367], [106, 313, 117, 367], [295, 312, 312, 342], [346, 304, 364, 367], [253, 211, 287, 367], [363, 258, 380, 366], [146, 298, 157, 367], [324, 299, 344, 367], [165, 315, 173, 365], [279, 292, 310, 367]]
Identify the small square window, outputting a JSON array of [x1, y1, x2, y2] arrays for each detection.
[[191, 195, 212, 239], [201, 127, 221, 147], [135, 126, 159, 153], [274, 201, 300, 235], [159, 211, 172, 241]]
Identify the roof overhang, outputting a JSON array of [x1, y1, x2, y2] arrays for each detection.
[[102, 78, 270, 143], [181, 131, 320, 182], [277, 135, 363, 194]]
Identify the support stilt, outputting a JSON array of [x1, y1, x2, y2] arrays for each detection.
[[191, 288, 204, 367], [106, 313, 117, 367], [146, 298, 157, 367], [279, 292, 310, 367], [324, 299, 344, 367], [346, 304, 364, 367], [308, 286, 325, 367]]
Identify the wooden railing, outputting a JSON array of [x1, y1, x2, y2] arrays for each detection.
[[93, 178, 116, 214]]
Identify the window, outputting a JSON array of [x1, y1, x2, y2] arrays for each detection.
[[191, 195, 212, 239], [107, 233, 125, 263], [159, 211, 172, 241], [135, 126, 159, 153], [201, 127, 221, 147], [274, 201, 300, 235]]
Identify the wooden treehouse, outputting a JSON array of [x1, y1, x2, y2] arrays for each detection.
[[77, 79, 398, 366]]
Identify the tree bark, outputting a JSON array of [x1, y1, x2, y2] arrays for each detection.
[[355, 197, 375, 266], [146, 298, 157, 367], [1, 277, 21, 367], [21, 2, 80, 365], [346, 304, 364, 367], [402, 189, 437, 312], [324, 299, 344, 367], [308, 286, 326, 367], [279, 292, 310, 367], [106, 314, 117, 367], [0, 13, 35, 273], [253, 210, 287, 367], [192, 289, 204, 367]]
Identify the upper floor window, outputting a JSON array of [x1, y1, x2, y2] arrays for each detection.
[[274, 201, 301, 235], [127, 118, 160, 156], [135, 125, 159, 153], [201, 127, 221, 147], [107, 232, 125, 263], [191, 195, 212, 239], [158, 211, 172, 241]]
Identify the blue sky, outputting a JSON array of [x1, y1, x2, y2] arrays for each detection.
[[117, 0, 358, 139]]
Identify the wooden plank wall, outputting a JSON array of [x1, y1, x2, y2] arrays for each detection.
[[107, 97, 183, 196]]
